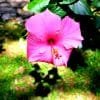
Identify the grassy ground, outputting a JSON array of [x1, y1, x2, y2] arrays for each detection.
[[0, 39, 100, 100]]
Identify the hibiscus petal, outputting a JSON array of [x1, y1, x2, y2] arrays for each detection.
[[27, 34, 52, 63], [61, 16, 83, 49], [62, 39, 83, 49], [52, 46, 72, 66], [61, 16, 83, 39], [25, 9, 61, 38]]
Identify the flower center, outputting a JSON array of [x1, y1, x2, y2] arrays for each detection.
[[48, 38, 55, 45]]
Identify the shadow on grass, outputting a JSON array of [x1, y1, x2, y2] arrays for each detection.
[[29, 64, 61, 97]]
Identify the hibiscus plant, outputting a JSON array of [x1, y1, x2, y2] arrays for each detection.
[[25, 0, 100, 66]]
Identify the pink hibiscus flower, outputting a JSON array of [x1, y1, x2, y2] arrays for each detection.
[[25, 9, 83, 66]]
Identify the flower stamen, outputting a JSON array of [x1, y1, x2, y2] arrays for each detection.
[[52, 48, 62, 59]]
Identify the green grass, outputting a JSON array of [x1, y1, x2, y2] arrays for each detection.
[[0, 50, 100, 100], [0, 55, 34, 100]]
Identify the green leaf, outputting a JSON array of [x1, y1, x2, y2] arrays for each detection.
[[92, 0, 100, 8], [28, 0, 50, 13], [60, 0, 76, 4], [48, 4, 67, 17], [69, 0, 92, 15]]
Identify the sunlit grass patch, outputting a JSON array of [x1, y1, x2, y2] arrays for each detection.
[[3, 38, 26, 57], [34, 89, 96, 100]]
